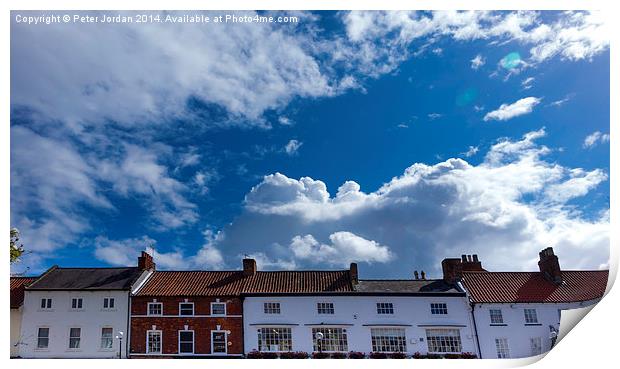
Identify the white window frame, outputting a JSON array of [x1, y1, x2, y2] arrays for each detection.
[[103, 297, 115, 310], [524, 308, 539, 324], [211, 330, 228, 354], [71, 297, 83, 310], [36, 327, 50, 350], [146, 330, 162, 354], [178, 330, 195, 355], [317, 302, 335, 315], [430, 302, 448, 315], [263, 302, 281, 314], [257, 327, 292, 352], [425, 328, 462, 354], [489, 308, 504, 324], [495, 337, 510, 358], [147, 302, 163, 316], [40, 298, 52, 310], [211, 302, 226, 316], [376, 302, 394, 315], [68, 327, 81, 349], [312, 327, 348, 352], [370, 327, 407, 353], [100, 327, 114, 350], [179, 302, 195, 316]]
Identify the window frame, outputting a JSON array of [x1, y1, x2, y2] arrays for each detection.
[[211, 330, 228, 354], [263, 302, 281, 315], [146, 330, 162, 354], [100, 327, 114, 350], [317, 302, 335, 315], [312, 327, 348, 352], [376, 302, 395, 315], [495, 337, 510, 358], [425, 328, 462, 354], [103, 297, 115, 310], [370, 327, 407, 353], [71, 297, 83, 310], [68, 327, 81, 350], [257, 327, 292, 352], [489, 308, 504, 324], [40, 298, 52, 310], [524, 308, 539, 324], [530, 337, 543, 356], [178, 330, 195, 355], [210, 302, 227, 316], [147, 302, 163, 316], [430, 302, 448, 315], [36, 327, 50, 350], [179, 302, 195, 316]]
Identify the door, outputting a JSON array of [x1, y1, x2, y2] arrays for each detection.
[[211, 331, 227, 354]]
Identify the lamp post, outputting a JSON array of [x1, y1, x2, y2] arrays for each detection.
[[315, 332, 324, 354], [115, 331, 124, 359]]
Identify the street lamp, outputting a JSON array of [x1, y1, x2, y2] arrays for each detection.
[[115, 331, 124, 359], [315, 332, 324, 354]]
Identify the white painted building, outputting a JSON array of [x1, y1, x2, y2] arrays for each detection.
[[243, 279, 479, 356], [453, 249, 608, 359], [17, 253, 153, 358]]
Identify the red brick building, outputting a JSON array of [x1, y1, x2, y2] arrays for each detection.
[[129, 256, 253, 357]]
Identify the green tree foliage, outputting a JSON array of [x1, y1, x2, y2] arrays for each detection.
[[10, 228, 25, 264]]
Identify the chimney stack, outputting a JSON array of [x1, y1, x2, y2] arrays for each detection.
[[138, 251, 156, 271], [538, 247, 562, 284], [242, 258, 257, 276], [350, 263, 359, 285], [442, 254, 485, 284]]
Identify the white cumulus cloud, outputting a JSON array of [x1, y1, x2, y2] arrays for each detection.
[[583, 131, 610, 148], [484, 97, 541, 121]]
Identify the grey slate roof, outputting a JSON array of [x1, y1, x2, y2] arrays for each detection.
[[355, 279, 462, 294], [27, 267, 144, 290]]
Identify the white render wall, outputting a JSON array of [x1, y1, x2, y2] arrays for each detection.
[[243, 295, 478, 355], [473, 299, 600, 359], [19, 290, 130, 358], [11, 307, 24, 357]]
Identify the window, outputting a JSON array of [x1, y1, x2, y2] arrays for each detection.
[[37, 328, 49, 349], [212, 331, 227, 353], [101, 327, 113, 349], [312, 328, 348, 352], [147, 302, 162, 316], [179, 303, 194, 316], [257, 327, 292, 352], [524, 308, 538, 324], [430, 303, 448, 315], [530, 337, 542, 356], [317, 302, 335, 315], [495, 338, 510, 358], [147, 330, 162, 354], [40, 298, 52, 309], [426, 329, 462, 353], [263, 302, 281, 314], [71, 298, 83, 309], [211, 302, 226, 316], [179, 331, 194, 354], [103, 298, 115, 309], [69, 328, 81, 349], [371, 328, 406, 352], [490, 309, 504, 324], [376, 302, 394, 315]]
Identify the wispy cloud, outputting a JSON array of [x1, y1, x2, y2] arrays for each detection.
[[484, 97, 541, 121], [462, 145, 480, 157], [470, 54, 486, 69], [284, 139, 303, 156], [547, 95, 573, 107], [583, 131, 610, 148], [428, 113, 443, 120], [521, 77, 535, 89]]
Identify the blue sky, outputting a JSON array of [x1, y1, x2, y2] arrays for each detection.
[[10, 10, 610, 278]]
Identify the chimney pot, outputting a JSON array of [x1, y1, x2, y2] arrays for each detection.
[[420, 270, 426, 280], [414, 270, 419, 280], [473, 254, 479, 262], [242, 258, 257, 276], [461, 254, 467, 262]]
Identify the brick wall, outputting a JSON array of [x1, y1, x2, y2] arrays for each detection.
[[130, 296, 244, 357]]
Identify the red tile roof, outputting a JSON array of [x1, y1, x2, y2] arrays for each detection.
[[10, 276, 38, 308], [461, 270, 609, 303], [135, 270, 354, 296]]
